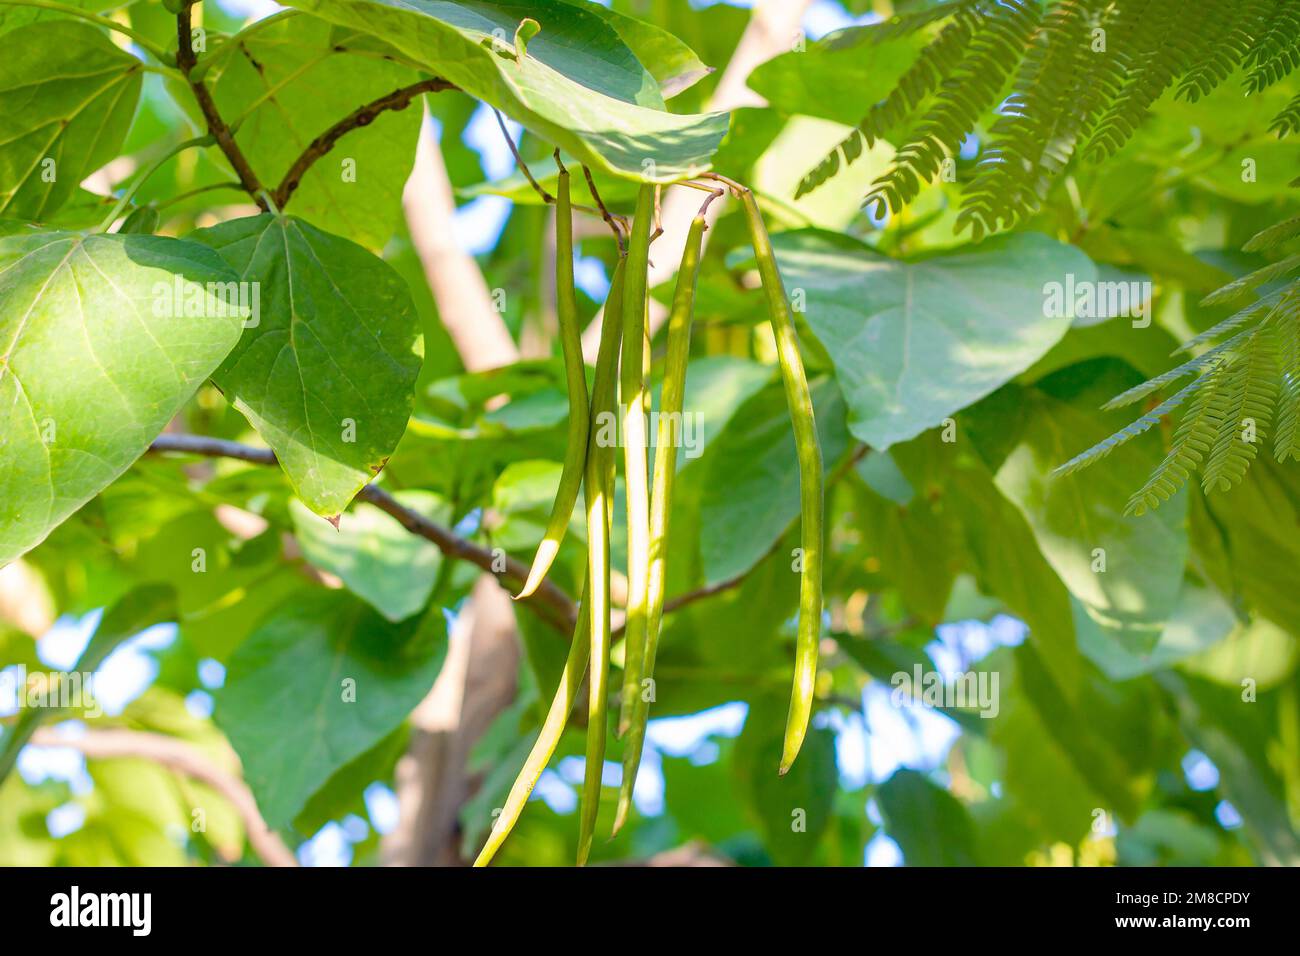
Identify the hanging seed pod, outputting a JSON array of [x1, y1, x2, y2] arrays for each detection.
[[737, 188, 824, 775], [516, 163, 588, 600], [473, 578, 590, 867], [612, 205, 710, 834], [615, 184, 657, 741], [576, 255, 628, 865]]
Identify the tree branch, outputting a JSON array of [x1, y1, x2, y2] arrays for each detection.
[[273, 77, 458, 210], [31, 726, 297, 867], [147, 435, 858, 640], [176, 1, 268, 209], [147, 433, 579, 632]]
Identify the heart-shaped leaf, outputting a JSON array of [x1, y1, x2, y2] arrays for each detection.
[[214, 590, 448, 828], [0, 229, 246, 565], [192, 214, 423, 518], [769, 231, 1096, 450]]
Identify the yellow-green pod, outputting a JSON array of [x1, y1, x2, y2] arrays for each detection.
[[473, 579, 590, 867], [738, 189, 824, 775], [612, 213, 707, 835], [516, 167, 588, 600], [615, 184, 657, 740], [576, 256, 626, 865]]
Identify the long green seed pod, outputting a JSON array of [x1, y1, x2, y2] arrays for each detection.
[[738, 189, 824, 775], [516, 166, 588, 600], [615, 184, 657, 739], [612, 212, 708, 835], [473, 577, 590, 867], [576, 257, 626, 865]]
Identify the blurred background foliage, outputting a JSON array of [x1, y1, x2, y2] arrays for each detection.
[[2, 0, 1299, 867]]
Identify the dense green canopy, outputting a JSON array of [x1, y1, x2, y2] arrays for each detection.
[[1, 0, 1297, 869]]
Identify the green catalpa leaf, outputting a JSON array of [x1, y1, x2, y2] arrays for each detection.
[[560, 0, 712, 99], [995, 389, 1189, 667], [734, 698, 837, 865], [747, 29, 923, 127], [191, 214, 423, 519], [876, 768, 980, 866], [282, 0, 729, 182], [0, 230, 247, 566], [289, 490, 450, 622], [0, 21, 143, 219], [0, 0, 120, 36], [214, 589, 448, 829], [766, 231, 1096, 450], [207, 18, 423, 250]]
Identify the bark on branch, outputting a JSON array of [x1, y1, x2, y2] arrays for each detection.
[[147, 433, 580, 633], [273, 77, 458, 210], [176, 1, 268, 209]]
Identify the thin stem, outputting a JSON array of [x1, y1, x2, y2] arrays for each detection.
[[583, 165, 628, 252], [493, 109, 554, 202], [146, 434, 579, 633], [0, 0, 176, 66], [31, 727, 297, 866], [272, 77, 457, 209], [487, 113, 626, 246], [176, 0, 268, 209], [99, 135, 213, 232]]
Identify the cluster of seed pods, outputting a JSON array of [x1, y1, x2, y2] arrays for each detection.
[[475, 163, 823, 867]]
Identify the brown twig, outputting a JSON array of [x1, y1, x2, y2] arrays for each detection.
[[32, 726, 297, 867], [699, 190, 725, 218], [145, 433, 857, 640], [147, 434, 579, 633], [493, 108, 554, 203], [698, 170, 748, 196], [176, 2, 268, 210], [273, 77, 458, 209], [489, 112, 627, 249], [582, 164, 628, 252]]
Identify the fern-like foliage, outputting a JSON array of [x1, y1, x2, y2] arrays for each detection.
[[796, 3, 980, 199], [1176, 0, 1274, 101], [862, 0, 1043, 219], [1243, 215, 1300, 252], [1053, 377, 1202, 479], [1198, 326, 1278, 492], [1124, 364, 1227, 515], [1243, 0, 1300, 93], [1270, 292, 1300, 462], [1270, 91, 1300, 137], [957, 0, 1107, 239], [798, 0, 1300, 234], [1058, 267, 1300, 511]]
